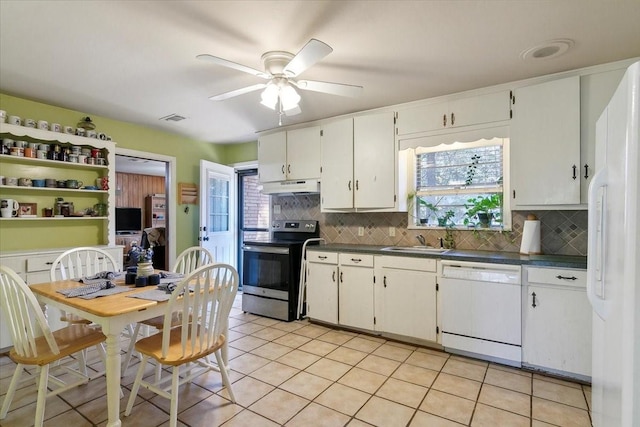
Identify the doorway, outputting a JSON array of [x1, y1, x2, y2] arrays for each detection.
[[115, 149, 176, 269], [236, 168, 270, 285]]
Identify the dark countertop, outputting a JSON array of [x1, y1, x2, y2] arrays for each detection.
[[307, 244, 587, 269]]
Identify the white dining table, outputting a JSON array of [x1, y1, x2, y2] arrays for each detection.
[[29, 278, 230, 427]]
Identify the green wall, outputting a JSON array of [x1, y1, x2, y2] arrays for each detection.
[[0, 93, 257, 254]]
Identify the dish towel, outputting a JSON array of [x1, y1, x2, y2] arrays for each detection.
[[76, 271, 119, 285], [58, 281, 115, 298]]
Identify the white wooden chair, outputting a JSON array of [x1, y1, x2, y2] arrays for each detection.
[[122, 246, 214, 375], [124, 263, 238, 427], [50, 247, 120, 374], [0, 265, 107, 427]]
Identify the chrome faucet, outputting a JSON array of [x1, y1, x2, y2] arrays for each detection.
[[416, 234, 426, 246]]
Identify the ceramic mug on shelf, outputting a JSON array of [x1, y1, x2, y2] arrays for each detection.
[[24, 118, 36, 128], [86, 130, 97, 139], [64, 126, 75, 134], [32, 179, 45, 187], [50, 123, 62, 132], [5, 177, 18, 186], [18, 178, 32, 187], [23, 148, 35, 158], [8, 116, 21, 126], [0, 110, 6, 123], [37, 120, 49, 130], [66, 179, 83, 189], [0, 176, 4, 185], [0, 199, 19, 217], [36, 150, 47, 159], [45, 178, 56, 188]]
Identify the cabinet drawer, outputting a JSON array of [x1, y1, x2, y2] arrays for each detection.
[[377, 255, 436, 272], [307, 250, 338, 264], [339, 253, 374, 267], [527, 267, 586, 289], [27, 253, 60, 272], [0, 256, 26, 274]]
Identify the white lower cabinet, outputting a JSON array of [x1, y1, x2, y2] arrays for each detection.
[[338, 253, 375, 330], [375, 256, 438, 342], [306, 250, 339, 324], [522, 267, 591, 378]]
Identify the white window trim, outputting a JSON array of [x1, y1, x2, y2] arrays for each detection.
[[407, 136, 512, 231]]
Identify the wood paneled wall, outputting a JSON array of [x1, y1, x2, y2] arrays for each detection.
[[115, 173, 166, 224]]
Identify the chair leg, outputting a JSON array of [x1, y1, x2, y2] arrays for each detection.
[[154, 360, 162, 384], [122, 323, 142, 375], [34, 364, 50, 427], [214, 351, 235, 403], [77, 349, 88, 376], [125, 355, 148, 416], [0, 363, 24, 419], [170, 367, 180, 427]]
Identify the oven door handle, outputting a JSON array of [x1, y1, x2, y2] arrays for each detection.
[[242, 245, 290, 255]]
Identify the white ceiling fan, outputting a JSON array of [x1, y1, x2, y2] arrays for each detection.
[[197, 39, 363, 122]]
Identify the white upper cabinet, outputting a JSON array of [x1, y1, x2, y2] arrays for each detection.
[[396, 90, 511, 136], [579, 67, 627, 203], [510, 76, 581, 206], [258, 127, 321, 183], [258, 131, 287, 183], [321, 111, 399, 211]]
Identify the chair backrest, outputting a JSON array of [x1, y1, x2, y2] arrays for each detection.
[[0, 266, 59, 358], [50, 247, 119, 281], [173, 246, 214, 275], [161, 263, 238, 359]]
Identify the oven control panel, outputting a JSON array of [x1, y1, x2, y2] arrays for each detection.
[[271, 220, 317, 232]]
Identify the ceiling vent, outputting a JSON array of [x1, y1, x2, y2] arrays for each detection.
[[159, 113, 186, 122]]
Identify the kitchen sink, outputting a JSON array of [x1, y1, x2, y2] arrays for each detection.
[[381, 246, 450, 254]]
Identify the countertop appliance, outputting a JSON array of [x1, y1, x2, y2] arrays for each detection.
[[439, 260, 522, 366], [587, 60, 639, 427], [242, 220, 319, 321]]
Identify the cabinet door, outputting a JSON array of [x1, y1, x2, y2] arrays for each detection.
[[306, 261, 338, 324], [511, 76, 581, 206], [450, 91, 510, 128], [378, 268, 437, 341], [579, 68, 627, 203], [338, 265, 374, 330], [353, 112, 396, 209], [396, 101, 448, 135], [321, 118, 354, 210], [258, 131, 287, 183], [287, 126, 321, 180], [523, 285, 592, 377]]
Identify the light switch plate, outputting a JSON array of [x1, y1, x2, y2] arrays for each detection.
[[389, 227, 396, 237]]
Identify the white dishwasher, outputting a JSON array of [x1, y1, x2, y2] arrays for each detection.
[[439, 260, 522, 366]]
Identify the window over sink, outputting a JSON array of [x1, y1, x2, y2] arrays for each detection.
[[402, 127, 511, 231]]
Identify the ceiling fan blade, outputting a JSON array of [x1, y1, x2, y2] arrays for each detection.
[[295, 80, 363, 97], [209, 83, 267, 101], [197, 54, 271, 79], [283, 39, 333, 77], [284, 105, 302, 116]]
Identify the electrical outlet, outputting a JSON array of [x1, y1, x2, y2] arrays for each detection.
[[389, 227, 396, 237], [358, 226, 364, 236], [273, 204, 281, 214]]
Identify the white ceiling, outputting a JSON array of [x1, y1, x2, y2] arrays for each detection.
[[1, 1, 639, 145]]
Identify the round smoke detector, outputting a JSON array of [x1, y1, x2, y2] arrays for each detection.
[[520, 39, 574, 60]]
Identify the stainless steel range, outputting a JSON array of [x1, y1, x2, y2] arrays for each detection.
[[241, 220, 319, 321]]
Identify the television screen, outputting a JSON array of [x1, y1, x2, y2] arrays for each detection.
[[115, 207, 142, 233]]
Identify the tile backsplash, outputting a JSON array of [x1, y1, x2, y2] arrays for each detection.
[[272, 194, 587, 256]]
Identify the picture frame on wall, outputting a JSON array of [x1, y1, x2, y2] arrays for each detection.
[[19, 203, 37, 217]]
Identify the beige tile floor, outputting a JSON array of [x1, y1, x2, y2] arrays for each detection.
[[0, 293, 593, 426]]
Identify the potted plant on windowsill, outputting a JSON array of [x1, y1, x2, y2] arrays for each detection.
[[408, 192, 439, 225], [463, 194, 502, 228]]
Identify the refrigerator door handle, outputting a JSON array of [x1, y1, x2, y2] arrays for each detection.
[[587, 169, 611, 320]]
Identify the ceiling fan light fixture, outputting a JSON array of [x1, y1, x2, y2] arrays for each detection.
[[260, 84, 279, 110], [280, 85, 301, 112]]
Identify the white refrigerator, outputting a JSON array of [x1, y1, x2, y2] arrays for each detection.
[[588, 60, 639, 427]]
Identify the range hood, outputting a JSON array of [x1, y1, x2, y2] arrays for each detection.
[[260, 179, 320, 195]]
